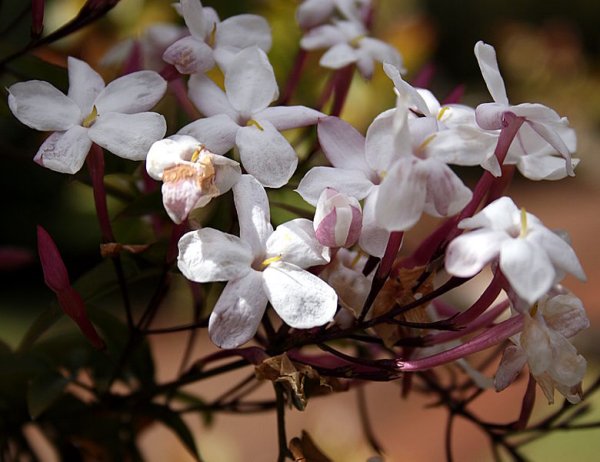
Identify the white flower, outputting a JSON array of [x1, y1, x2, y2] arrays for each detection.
[[300, 19, 403, 79], [445, 197, 586, 304], [8, 57, 167, 174], [179, 47, 323, 188], [495, 290, 589, 403], [146, 135, 241, 224], [314, 188, 362, 248], [296, 0, 369, 29], [177, 175, 338, 348], [163, 0, 272, 74], [474, 41, 578, 178]]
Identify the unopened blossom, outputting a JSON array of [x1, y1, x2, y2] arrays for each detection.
[[474, 41, 578, 178], [445, 197, 586, 305], [296, 0, 369, 29], [8, 57, 167, 174], [146, 135, 241, 224], [314, 188, 362, 248], [300, 19, 403, 79], [163, 0, 271, 74], [495, 290, 589, 403], [178, 175, 337, 348], [179, 47, 323, 187]]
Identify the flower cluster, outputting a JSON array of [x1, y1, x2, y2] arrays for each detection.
[[7, 0, 591, 453]]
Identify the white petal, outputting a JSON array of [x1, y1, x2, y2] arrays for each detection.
[[33, 126, 91, 174], [320, 42, 357, 69], [317, 116, 369, 171], [500, 239, 555, 304], [256, 106, 324, 131], [263, 261, 337, 328], [94, 71, 167, 114], [266, 218, 330, 268], [146, 134, 201, 180], [188, 73, 237, 119], [458, 196, 519, 231], [426, 126, 498, 167], [88, 112, 166, 160], [383, 63, 429, 115], [520, 317, 553, 376], [236, 121, 297, 188], [445, 229, 507, 277], [296, 166, 373, 206], [162, 36, 215, 74], [178, 114, 239, 154], [543, 294, 589, 338], [494, 345, 527, 391], [474, 41, 509, 105], [361, 37, 403, 70], [209, 271, 268, 348], [225, 47, 278, 116], [8, 81, 80, 131], [517, 153, 576, 181], [233, 174, 272, 257], [365, 109, 400, 173], [296, 0, 335, 28], [67, 57, 105, 115], [216, 15, 272, 52], [359, 191, 391, 257], [475, 102, 506, 130], [421, 159, 472, 217], [300, 24, 345, 50], [177, 228, 253, 282], [527, 228, 586, 281], [181, 0, 212, 39]]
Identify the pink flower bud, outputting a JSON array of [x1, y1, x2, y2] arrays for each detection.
[[314, 188, 362, 248]]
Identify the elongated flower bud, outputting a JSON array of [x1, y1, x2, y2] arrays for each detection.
[[314, 188, 362, 248]]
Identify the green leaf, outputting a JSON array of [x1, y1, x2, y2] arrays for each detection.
[[27, 370, 69, 419], [147, 403, 202, 461]]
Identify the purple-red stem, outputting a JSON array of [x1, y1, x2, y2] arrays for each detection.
[[87, 144, 114, 243], [279, 48, 307, 105]]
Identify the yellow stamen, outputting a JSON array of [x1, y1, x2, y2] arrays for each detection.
[[261, 255, 282, 268], [529, 302, 538, 317], [208, 23, 217, 48], [350, 250, 364, 269], [350, 35, 365, 48], [247, 119, 264, 131], [82, 106, 98, 128], [191, 147, 201, 163], [519, 207, 528, 238], [437, 106, 449, 121], [418, 134, 436, 152]]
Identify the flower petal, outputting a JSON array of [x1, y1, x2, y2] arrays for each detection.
[[517, 153, 578, 181], [33, 126, 92, 174], [88, 112, 166, 160], [162, 36, 215, 74], [494, 345, 527, 391], [94, 71, 167, 114], [266, 218, 330, 268], [359, 190, 390, 257], [256, 106, 324, 131], [474, 41, 509, 105], [233, 174, 272, 257], [365, 109, 400, 173], [67, 57, 105, 115], [296, 0, 335, 29], [300, 24, 345, 49], [527, 228, 586, 281], [458, 196, 519, 231], [317, 116, 369, 170], [208, 270, 268, 348], [216, 14, 272, 52], [178, 114, 239, 154], [177, 228, 253, 282], [188, 73, 237, 119], [296, 166, 374, 206], [543, 294, 589, 338], [262, 261, 337, 328], [146, 134, 201, 180], [421, 158, 472, 217], [8, 81, 80, 131], [180, 0, 213, 40], [445, 229, 507, 277], [236, 121, 297, 188], [225, 47, 278, 116], [320, 42, 357, 69]]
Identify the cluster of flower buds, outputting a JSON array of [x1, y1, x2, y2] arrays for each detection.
[[8, 0, 589, 408]]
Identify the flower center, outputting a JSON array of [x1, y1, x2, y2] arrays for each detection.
[[82, 106, 98, 128], [437, 106, 449, 121], [246, 119, 264, 131], [163, 149, 217, 193], [261, 255, 282, 268], [519, 207, 528, 238]]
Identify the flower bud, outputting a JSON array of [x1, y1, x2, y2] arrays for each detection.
[[314, 188, 362, 248]]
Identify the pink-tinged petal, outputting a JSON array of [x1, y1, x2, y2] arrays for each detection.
[[517, 153, 578, 181], [146, 134, 201, 180], [359, 190, 390, 257], [296, 166, 373, 206], [88, 112, 166, 160], [500, 239, 555, 305], [180, 0, 212, 40], [216, 14, 272, 52], [527, 228, 586, 281], [178, 114, 239, 155], [67, 57, 105, 115], [233, 174, 272, 257], [33, 126, 91, 174], [37, 225, 71, 292], [365, 109, 400, 173], [94, 71, 167, 114], [475, 102, 506, 130], [383, 63, 429, 115], [543, 294, 589, 338], [225, 47, 278, 115], [162, 178, 210, 224], [314, 188, 362, 248], [296, 0, 335, 29], [236, 121, 297, 188], [525, 120, 573, 175], [494, 345, 527, 391], [262, 261, 337, 328], [445, 229, 507, 277], [459, 196, 519, 231], [177, 228, 253, 282], [300, 24, 345, 49], [209, 270, 268, 348], [317, 116, 368, 170], [256, 105, 324, 131], [474, 41, 509, 105], [320, 42, 357, 69], [266, 218, 330, 268], [509, 103, 562, 122], [162, 36, 215, 74], [188, 73, 237, 119], [374, 158, 427, 231], [426, 126, 498, 167], [421, 159, 472, 217], [8, 81, 80, 131]]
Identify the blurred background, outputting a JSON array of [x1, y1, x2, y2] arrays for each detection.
[[1, 0, 600, 460]]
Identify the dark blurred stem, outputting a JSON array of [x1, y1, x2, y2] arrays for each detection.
[[274, 383, 291, 462], [445, 413, 455, 462], [357, 386, 384, 455], [279, 48, 307, 105]]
